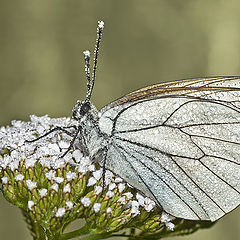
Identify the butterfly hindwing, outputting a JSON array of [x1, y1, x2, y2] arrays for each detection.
[[99, 77, 240, 221]]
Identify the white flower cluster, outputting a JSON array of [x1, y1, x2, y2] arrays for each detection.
[[0, 115, 175, 230]]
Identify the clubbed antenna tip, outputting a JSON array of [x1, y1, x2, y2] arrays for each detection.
[[98, 20, 104, 29], [83, 50, 90, 57]]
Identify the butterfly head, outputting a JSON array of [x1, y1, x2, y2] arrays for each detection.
[[72, 100, 91, 121]]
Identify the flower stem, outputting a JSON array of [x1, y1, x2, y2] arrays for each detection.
[[59, 224, 92, 240]]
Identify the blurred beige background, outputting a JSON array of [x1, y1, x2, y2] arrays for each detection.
[[1, 0, 240, 239]]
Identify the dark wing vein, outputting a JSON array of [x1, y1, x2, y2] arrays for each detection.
[[198, 158, 240, 195], [179, 121, 240, 129], [115, 136, 227, 215], [183, 132, 240, 194], [111, 95, 240, 136], [205, 154, 240, 165], [113, 141, 202, 219], [102, 76, 240, 112], [180, 130, 240, 147], [167, 155, 226, 214], [115, 122, 240, 137], [117, 141, 211, 218], [163, 99, 240, 125], [111, 95, 202, 135], [115, 136, 200, 160]]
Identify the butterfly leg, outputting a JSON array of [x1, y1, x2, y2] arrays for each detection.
[[101, 147, 108, 196], [25, 125, 77, 143], [61, 126, 81, 158]]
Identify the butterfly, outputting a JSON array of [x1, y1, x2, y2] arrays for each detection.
[[29, 20, 240, 222]]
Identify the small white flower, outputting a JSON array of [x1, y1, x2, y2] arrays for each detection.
[[0, 156, 8, 168], [66, 171, 76, 181], [10, 150, 19, 159], [77, 165, 88, 174], [114, 177, 123, 183], [145, 197, 153, 205], [48, 143, 60, 153], [54, 177, 64, 184], [72, 149, 83, 162], [93, 203, 101, 213], [26, 180, 37, 191], [45, 170, 55, 180], [66, 201, 73, 209], [39, 188, 48, 197], [118, 183, 125, 193], [58, 140, 70, 149], [63, 184, 71, 193], [87, 177, 97, 187], [94, 186, 103, 195], [50, 183, 59, 192], [80, 156, 91, 166], [39, 158, 51, 168], [117, 197, 126, 204], [165, 222, 175, 231], [15, 174, 24, 181], [93, 170, 102, 180], [105, 170, 113, 181], [88, 164, 95, 172], [144, 203, 155, 212], [106, 191, 114, 198], [131, 200, 140, 216], [131, 200, 139, 208], [108, 183, 116, 191], [28, 200, 35, 210], [81, 197, 91, 207], [106, 207, 112, 214], [136, 193, 145, 206], [53, 157, 65, 169], [25, 158, 37, 168], [123, 192, 133, 199], [56, 208, 66, 217], [161, 212, 175, 230], [1, 176, 8, 184], [8, 160, 19, 171], [144, 197, 156, 212], [161, 212, 175, 223], [36, 125, 45, 134]]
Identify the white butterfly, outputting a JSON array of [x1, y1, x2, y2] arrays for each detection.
[[95, 76, 240, 221], [32, 21, 240, 222]]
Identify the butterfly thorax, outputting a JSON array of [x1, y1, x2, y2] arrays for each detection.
[[73, 100, 108, 163]]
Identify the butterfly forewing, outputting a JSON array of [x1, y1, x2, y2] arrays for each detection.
[[99, 76, 240, 221], [101, 76, 240, 111]]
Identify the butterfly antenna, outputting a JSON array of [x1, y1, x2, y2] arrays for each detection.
[[83, 50, 92, 100], [86, 20, 104, 101]]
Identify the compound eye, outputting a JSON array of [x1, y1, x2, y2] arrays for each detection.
[[80, 102, 90, 115]]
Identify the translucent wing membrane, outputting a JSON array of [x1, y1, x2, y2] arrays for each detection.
[[101, 76, 240, 111], [99, 76, 240, 221]]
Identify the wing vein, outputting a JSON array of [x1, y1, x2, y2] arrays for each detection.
[[198, 159, 240, 194], [113, 142, 202, 219], [115, 136, 226, 215]]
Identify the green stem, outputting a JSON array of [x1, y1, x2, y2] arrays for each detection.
[[59, 224, 91, 240], [21, 210, 46, 240], [74, 233, 113, 240], [59, 225, 148, 240], [59, 225, 131, 240]]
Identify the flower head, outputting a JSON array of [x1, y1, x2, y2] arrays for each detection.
[[0, 115, 214, 239]]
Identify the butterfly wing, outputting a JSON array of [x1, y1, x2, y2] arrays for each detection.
[[99, 76, 240, 221]]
